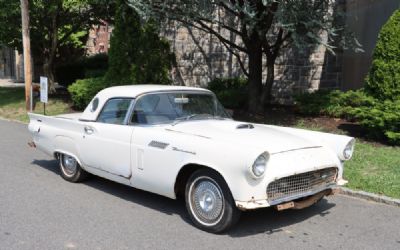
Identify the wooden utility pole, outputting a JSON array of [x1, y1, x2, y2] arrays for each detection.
[[20, 0, 32, 111]]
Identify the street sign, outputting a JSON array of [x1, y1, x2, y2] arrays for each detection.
[[40, 76, 48, 103]]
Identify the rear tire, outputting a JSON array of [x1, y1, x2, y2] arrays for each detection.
[[59, 153, 88, 183], [185, 169, 241, 233]]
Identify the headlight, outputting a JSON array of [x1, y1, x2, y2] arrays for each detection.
[[343, 139, 355, 160], [251, 153, 269, 178]]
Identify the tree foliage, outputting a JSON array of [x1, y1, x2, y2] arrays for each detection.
[[68, 0, 174, 109], [105, 0, 173, 85], [128, 0, 361, 113], [365, 9, 400, 101], [0, 0, 114, 91]]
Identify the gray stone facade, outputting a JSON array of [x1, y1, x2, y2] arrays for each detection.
[[161, 0, 398, 104], [163, 24, 244, 87], [163, 25, 342, 104]]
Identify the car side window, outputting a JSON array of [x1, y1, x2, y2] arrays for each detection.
[[90, 97, 99, 112], [97, 98, 132, 125], [131, 94, 174, 125]]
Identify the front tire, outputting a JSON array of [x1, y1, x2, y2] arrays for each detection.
[[59, 153, 88, 183], [185, 169, 241, 233]]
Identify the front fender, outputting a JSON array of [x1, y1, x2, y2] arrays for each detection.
[[266, 125, 355, 161]]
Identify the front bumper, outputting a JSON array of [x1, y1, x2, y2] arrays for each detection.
[[235, 185, 339, 211], [235, 167, 348, 211]]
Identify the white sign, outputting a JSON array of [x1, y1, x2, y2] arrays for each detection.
[[40, 76, 48, 103]]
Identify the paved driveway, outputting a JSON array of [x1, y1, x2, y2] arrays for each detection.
[[0, 119, 399, 250]]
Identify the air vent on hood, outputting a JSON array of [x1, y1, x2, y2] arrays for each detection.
[[236, 123, 254, 129]]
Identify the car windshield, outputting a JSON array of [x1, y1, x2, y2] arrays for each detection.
[[131, 92, 230, 125]]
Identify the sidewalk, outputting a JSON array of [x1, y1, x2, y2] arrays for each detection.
[[0, 79, 66, 90], [0, 78, 25, 87]]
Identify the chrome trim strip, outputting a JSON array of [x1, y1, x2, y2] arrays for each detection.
[[148, 140, 169, 149]]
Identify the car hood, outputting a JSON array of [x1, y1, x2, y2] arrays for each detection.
[[167, 119, 322, 154]]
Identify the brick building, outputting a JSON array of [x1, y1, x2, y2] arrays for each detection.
[[86, 20, 113, 55]]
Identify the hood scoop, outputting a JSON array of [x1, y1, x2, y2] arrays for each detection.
[[236, 123, 254, 129]]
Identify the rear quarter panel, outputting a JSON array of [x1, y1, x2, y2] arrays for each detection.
[[28, 113, 85, 160]]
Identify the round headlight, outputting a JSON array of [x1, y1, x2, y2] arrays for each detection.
[[343, 139, 355, 160], [251, 153, 269, 178]]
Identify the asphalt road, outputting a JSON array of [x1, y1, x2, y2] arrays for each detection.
[[0, 119, 399, 250]]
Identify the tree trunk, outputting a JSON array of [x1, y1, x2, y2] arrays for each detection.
[[247, 43, 263, 114], [43, 57, 56, 93], [45, 9, 59, 93], [261, 61, 275, 106]]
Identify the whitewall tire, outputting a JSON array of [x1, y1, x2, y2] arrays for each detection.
[[59, 153, 88, 183], [185, 169, 241, 233]]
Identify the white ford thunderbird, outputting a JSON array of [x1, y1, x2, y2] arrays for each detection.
[[28, 85, 354, 233]]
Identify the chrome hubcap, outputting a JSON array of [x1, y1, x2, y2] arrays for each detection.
[[62, 155, 77, 176], [190, 177, 224, 226]]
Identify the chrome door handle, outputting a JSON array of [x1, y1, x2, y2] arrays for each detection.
[[84, 126, 94, 135]]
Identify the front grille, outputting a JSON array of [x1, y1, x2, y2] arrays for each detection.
[[266, 167, 338, 203]]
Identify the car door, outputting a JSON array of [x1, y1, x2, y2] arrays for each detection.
[[128, 93, 186, 197], [78, 98, 134, 178]]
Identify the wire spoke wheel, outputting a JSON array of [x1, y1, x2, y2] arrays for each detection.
[[185, 169, 241, 233], [189, 177, 225, 226]]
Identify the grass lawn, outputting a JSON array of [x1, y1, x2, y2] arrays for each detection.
[[0, 87, 399, 199], [0, 87, 71, 123], [345, 142, 400, 199]]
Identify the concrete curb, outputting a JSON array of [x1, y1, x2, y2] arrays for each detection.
[[339, 187, 400, 207]]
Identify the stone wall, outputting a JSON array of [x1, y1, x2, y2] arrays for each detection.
[[162, 23, 244, 88], [162, 25, 342, 104]]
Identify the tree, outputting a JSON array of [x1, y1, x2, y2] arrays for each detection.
[[105, 0, 173, 85], [105, 0, 141, 84], [365, 9, 400, 101], [0, 0, 114, 92], [128, 0, 361, 113]]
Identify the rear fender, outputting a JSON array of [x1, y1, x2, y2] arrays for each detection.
[[53, 136, 83, 167]]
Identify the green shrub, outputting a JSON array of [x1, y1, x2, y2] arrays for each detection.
[[351, 100, 400, 145], [295, 89, 400, 145], [207, 78, 248, 109], [294, 89, 375, 118], [68, 77, 108, 110], [365, 9, 400, 100]]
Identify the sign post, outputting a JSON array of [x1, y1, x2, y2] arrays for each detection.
[[40, 76, 48, 115]]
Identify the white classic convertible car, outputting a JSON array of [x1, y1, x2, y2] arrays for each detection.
[[28, 85, 354, 233]]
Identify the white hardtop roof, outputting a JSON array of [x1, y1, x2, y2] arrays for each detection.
[[96, 84, 211, 99], [80, 84, 212, 121]]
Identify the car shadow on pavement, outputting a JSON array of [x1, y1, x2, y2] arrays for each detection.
[[32, 159, 60, 175], [31, 159, 190, 223], [32, 159, 336, 237], [228, 200, 335, 237]]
